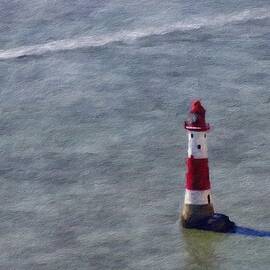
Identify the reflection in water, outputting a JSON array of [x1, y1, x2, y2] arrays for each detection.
[[180, 225, 270, 270], [233, 226, 270, 237], [181, 228, 225, 270]]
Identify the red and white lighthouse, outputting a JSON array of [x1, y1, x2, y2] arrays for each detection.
[[181, 100, 215, 227]]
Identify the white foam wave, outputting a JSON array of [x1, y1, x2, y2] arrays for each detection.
[[0, 8, 269, 60]]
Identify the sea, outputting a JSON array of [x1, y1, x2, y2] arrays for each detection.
[[0, 1, 270, 269]]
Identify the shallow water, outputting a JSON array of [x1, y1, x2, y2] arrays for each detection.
[[0, 1, 270, 269]]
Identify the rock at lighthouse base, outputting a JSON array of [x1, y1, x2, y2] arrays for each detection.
[[181, 212, 235, 233]]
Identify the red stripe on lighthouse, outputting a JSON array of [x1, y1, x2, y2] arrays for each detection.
[[185, 158, 210, 190]]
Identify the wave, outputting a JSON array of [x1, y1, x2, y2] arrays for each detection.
[[0, 8, 269, 60]]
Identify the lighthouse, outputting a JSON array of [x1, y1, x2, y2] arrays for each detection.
[[181, 100, 235, 232]]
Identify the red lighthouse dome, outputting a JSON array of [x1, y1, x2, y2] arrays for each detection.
[[184, 100, 210, 132]]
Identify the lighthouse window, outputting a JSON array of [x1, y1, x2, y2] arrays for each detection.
[[204, 134, 206, 138], [197, 144, 201, 149], [191, 133, 193, 138], [207, 195, 211, 204]]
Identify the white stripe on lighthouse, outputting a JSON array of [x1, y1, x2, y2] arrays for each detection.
[[188, 131, 208, 159], [184, 189, 212, 205]]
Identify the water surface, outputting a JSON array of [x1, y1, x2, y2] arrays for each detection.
[[0, 1, 270, 269]]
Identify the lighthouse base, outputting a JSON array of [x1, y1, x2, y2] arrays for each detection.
[[181, 204, 214, 224], [181, 211, 235, 233]]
